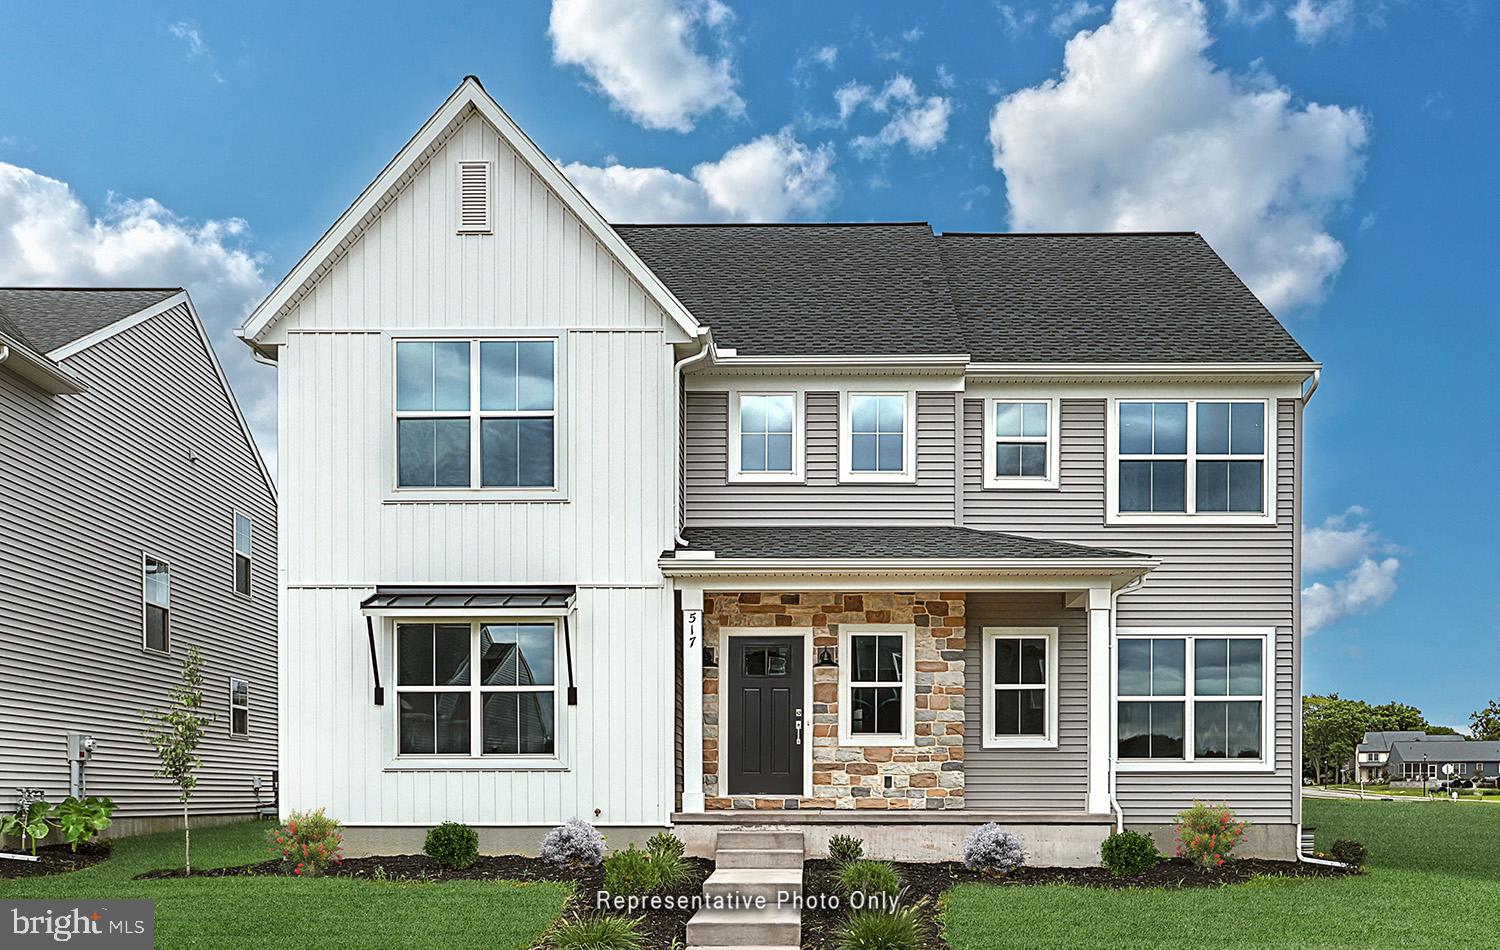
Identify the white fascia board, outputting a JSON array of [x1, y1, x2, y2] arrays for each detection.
[[46, 291, 189, 361], [658, 556, 1159, 577], [965, 361, 1322, 384], [0, 333, 87, 394], [179, 294, 278, 501], [239, 77, 704, 345]]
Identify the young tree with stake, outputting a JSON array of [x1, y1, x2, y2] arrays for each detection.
[[142, 645, 213, 873]]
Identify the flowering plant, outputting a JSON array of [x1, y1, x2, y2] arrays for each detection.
[[268, 808, 343, 877], [1173, 801, 1248, 869]]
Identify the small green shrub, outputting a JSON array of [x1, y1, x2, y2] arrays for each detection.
[[1, 798, 54, 855], [1172, 801, 1248, 869], [839, 905, 925, 950], [839, 859, 903, 904], [549, 913, 646, 950], [828, 833, 865, 868], [602, 845, 658, 895], [1099, 830, 1159, 877], [268, 808, 343, 876], [649, 849, 689, 889], [1329, 838, 1367, 868], [424, 821, 479, 870], [645, 831, 685, 860], [53, 796, 116, 852]]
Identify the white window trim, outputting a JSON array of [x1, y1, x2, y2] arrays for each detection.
[[141, 553, 170, 655], [228, 676, 250, 738], [837, 624, 916, 747], [1113, 627, 1276, 773], [982, 397, 1060, 490], [390, 618, 563, 769], [981, 626, 1059, 750], [387, 334, 566, 502], [728, 389, 805, 483], [232, 510, 252, 599], [1105, 398, 1277, 526], [839, 390, 918, 484]]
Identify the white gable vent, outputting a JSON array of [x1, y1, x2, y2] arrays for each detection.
[[457, 161, 492, 234]]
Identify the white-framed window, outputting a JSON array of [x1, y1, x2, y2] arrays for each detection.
[[142, 555, 170, 652], [394, 620, 559, 759], [233, 512, 252, 597], [840, 391, 916, 482], [1106, 399, 1274, 524], [229, 677, 250, 737], [983, 398, 1060, 490], [393, 338, 557, 491], [838, 624, 915, 746], [729, 391, 803, 481], [981, 627, 1059, 749], [1115, 628, 1273, 771]]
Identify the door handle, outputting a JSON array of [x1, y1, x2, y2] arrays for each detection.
[[795, 709, 803, 746]]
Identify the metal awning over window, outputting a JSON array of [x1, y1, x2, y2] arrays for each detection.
[[360, 585, 575, 616]]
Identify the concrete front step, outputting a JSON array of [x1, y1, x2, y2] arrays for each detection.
[[686, 906, 801, 947], [688, 946, 799, 950], [702, 867, 803, 903], [715, 829, 806, 851], [715, 847, 803, 870]]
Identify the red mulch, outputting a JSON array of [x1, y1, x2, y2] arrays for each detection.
[[0, 841, 111, 878]]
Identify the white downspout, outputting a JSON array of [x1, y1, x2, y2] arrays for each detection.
[[0, 344, 10, 365], [1301, 367, 1321, 405], [1108, 575, 1145, 833], [672, 335, 712, 547]]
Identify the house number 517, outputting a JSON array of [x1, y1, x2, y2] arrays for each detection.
[[685, 610, 702, 649]]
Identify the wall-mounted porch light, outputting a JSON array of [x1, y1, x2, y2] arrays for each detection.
[[814, 646, 838, 668]]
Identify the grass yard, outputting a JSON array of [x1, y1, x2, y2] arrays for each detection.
[[942, 798, 1500, 949], [0, 822, 568, 950]]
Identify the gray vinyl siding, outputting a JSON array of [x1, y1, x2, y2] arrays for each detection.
[[964, 593, 1089, 810], [0, 303, 277, 821], [683, 390, 957, 525], [962, 398, 1299, 822]]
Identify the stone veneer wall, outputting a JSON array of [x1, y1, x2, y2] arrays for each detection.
[[702, 591, 966, 810]]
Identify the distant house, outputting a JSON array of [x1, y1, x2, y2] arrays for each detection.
[[0, 288, 277, 837], [1351, 731, 1430, 783], [1386, 739, 1500, 786]]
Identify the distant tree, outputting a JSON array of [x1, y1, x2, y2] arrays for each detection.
[[1470, 700, 1500, 742], [1369, 702, 1428, 732], [1303, 695, 1369, 785], [142, 646, 213, 873], [1424, 724, 1461, 736]]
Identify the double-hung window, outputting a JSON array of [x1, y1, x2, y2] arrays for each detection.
[[229, 677, 250, 736], [985, 399, 1059, 489], [732, 392, 800, 480], [1117, 630, 1270, 767], [143, 556, 170, 652], [394, 339, 557, 491], [982, 627, 1058, 748], [395, 620, 558, 758], [1114, 400, 1270, 521], [233, 512, 252, 596], [843, 392, 914, 481], [839, 625, 914, 745]]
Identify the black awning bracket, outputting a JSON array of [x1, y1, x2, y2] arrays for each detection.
[[563, 609, 578, 706], [365, 614, 385, 706]]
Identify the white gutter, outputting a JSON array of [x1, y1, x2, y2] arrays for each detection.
[[659, 555, 1160, 577], [0, 343, 9, 365], [672, 335, 713, 546], [1301, 367, 1322, 405], [1108, 574, 1145, 833]]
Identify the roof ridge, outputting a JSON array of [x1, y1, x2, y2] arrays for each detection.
[[0, 286, 184, 292], [614, 221, 933, 229], [939, 230, 1199, 238]]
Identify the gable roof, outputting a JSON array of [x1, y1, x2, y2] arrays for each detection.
[[1357, 730, 1429, 753], [0, 288, 181, 354], [1388, 739, 1500, 763], [238, 76, 702, 347], [666, 525, 1146, 561], [615, 224, 965, 357]]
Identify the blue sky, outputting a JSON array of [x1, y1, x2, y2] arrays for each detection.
[[2, 0, 1496, 726]]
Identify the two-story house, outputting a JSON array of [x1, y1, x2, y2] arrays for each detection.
[[239, 78, 1317, 863], [1, 288, 278, 837], [1350, 730, 1429, 783]]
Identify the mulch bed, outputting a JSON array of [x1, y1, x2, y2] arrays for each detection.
[[798, 857, 1354, 949], [0, 841, 111, 878]]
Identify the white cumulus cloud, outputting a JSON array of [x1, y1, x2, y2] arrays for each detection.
[[987, 0, 1369, 312], [0, 162, 274, 461], [1051, 1, 1105, 35], [1303, 505, 1389, 573], [562, 129, 838, 222], [1287, 0, 1355, 44], [1301, 506, 1401, 632], [838, 74, 953, 156], [548, 0, 744, 132]]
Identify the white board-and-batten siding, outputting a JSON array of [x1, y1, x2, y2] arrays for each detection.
[[0, 303, 277, 820], [273, 109, 684, 827]]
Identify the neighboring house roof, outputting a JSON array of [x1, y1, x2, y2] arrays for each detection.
[[937, 233, 1313, 364], [1357, 730, 1429, 754], [0, 288, 181, 354], [1387, 740, 1500, 763], [615, 224, 965, 357], [667, 525, 1145, 561]]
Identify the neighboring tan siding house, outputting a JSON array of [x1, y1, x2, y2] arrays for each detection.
[[0, 288, 278, 835], [242, 78, 1318, 863]]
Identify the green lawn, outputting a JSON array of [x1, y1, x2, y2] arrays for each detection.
[[1321, 783, 1500, 801], [942, 798, 1500, 949], [0, 822, 568, 950]]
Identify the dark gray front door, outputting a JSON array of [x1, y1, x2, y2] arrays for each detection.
[[727, 636, 804, 796]]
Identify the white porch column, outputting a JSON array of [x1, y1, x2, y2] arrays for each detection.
[[1087, 586, 1113, 815], [680, 586, 705, 813]]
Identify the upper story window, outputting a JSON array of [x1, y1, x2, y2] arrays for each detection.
[[841, 392, 915, 482], [1110, 399, 1272, 523], [1116, 630, 1270, 770], [143, 556, 170, 652], [984, 398, 1059, 490], [839, 625, 915, 746], [394, 339, 556, 491], [229, 677, 250, 736], [731, 392, 801, 481], [233, 512, 252, 597], [982, 627, 1058, 749]]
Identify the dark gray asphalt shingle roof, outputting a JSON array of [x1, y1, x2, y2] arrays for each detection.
[[616, 224, 965, 356], [1388, 740, 1500, 761], [0, 288, 180, 354], [615, 224, 1312, 363], [668, 525, 1146, 561]]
